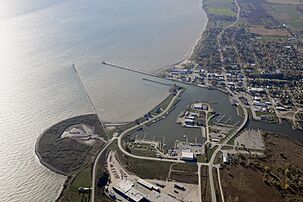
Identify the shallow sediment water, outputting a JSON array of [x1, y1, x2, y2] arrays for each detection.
[[0, 0, 207, 201]]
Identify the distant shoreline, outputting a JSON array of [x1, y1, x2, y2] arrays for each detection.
[[35, 130, 67, 176]]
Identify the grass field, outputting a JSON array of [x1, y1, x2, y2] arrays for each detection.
[[170, 163, 199, 184], [201, 165, 212, 202], [62, 166, 92, 202], [237, 106, 244, 117], [117, 150, 172, 180], [205, 0, 236, 17], [236, 0, 303, 30], [249, 27, 290, 36], [265, 0, 303, 5], [208, 8, 235, 16], [205, 0, 235, 7], [264, 4, 303, 30], [206, 145, 219, 162]]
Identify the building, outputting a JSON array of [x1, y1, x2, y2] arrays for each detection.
[[174, 183, 185, 191], [181, 150, 195, 161], [137, 179, 160, 192], [184, 118, 194, 126], [193, 103, 203, 110], [113, 180, 146, 202], [193, 103, 208, 111], [222, 152, 230, 164]]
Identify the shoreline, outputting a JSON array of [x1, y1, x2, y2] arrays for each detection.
[[35, 119, 73, 202], [35, 113, 106, 201], [35, 113, 97, 176], [35, 131, 68, 176], [41, 1, 211, 200]]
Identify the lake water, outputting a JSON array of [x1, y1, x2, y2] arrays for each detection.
[[0, 0, 207, 201]]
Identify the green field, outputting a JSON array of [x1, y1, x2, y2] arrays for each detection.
[[208, 7, 235, 16], [117, 151, 172, 180], [62, 166, 92, 202], [263, 4, 303, 31], [205, 0, 235, 7]]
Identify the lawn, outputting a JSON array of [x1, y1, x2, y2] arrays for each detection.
[[117, 150, 172, 180], [62, 166, 92, 202], [206, 145, 219, 162], [208, 7, 235, 16], [206, 0, 235, 7], [237, 106, 244, 117], [264, 3, 303, 31]]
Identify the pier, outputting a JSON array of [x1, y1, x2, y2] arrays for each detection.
[[72, 64, 96, 111], [142, 78, 172, 86], [101, 60, 175, 85], [102, 60, 159, 78], [72, 64, 109, 138]]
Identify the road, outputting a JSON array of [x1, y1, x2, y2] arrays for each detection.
[[197, 163, 203, 202], [266, 89, 282, 123], [91, 137, 116, 202], [216, 166, 225, 202], [92, 89, 212, 202], [226, 0, 240, 29], [117, 90, 187, 164], [207, 87, 248, 202]]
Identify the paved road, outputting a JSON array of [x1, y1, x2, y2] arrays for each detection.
[[117, 90, 187, 164], [208, 165, 216, 202], [197, 163, 203, 202], [91, 137, 116, 202], [216, 166, 225, 202], [92, 89, 212, 202], [207, 87, 248, 202], [226, 0, 240, 29], [266, 89, 282, 123]]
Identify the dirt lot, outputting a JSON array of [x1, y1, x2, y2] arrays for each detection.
[[221, 164, 284, 202], [239, 0, 279, 26], [117, 150, 172, 180], [170, 163, 198, 184], [250, 27, 290, 36], [297, 4, 303, 14], [221, 133, 303, 201], [264, 133, 303, 170]]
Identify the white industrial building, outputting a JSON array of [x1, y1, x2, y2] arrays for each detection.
[[137, 179, 160, 192], [113, 179, 146, 202], [181, 150, 195, 161]]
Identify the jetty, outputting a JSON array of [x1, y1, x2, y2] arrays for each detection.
[[72, 64, 108, 138], [102, 60, 158, 78]]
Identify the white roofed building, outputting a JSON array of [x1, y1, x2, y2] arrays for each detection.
[[113, 179, 146, 202], [181, 150, 195, 161]]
